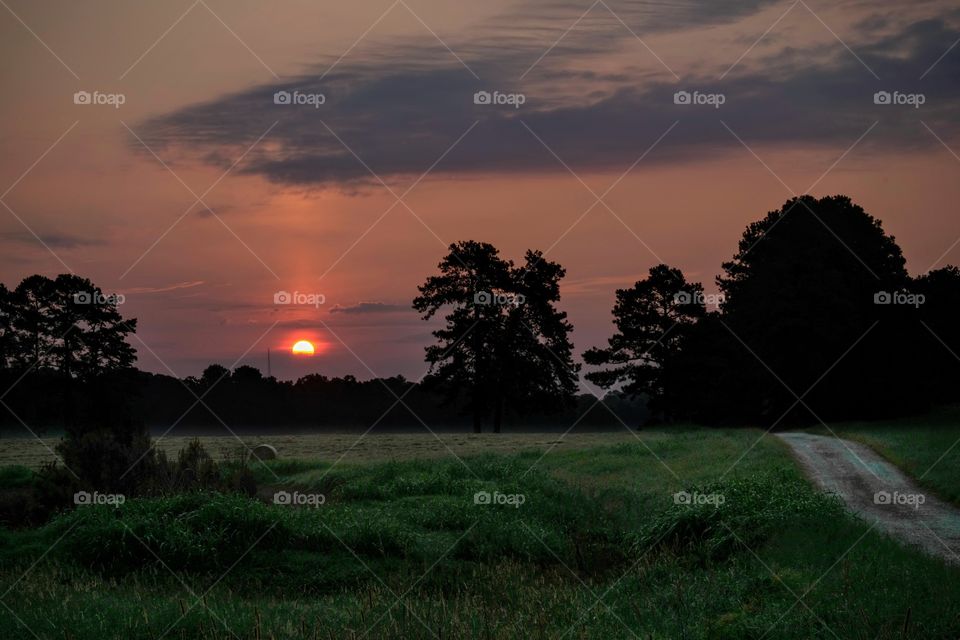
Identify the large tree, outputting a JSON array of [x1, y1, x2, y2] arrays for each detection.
[[413, 241, 578, 432], [0, 274, 144, 491], [716, 194, 915, 421], [583, 264, 706, 420], [1, 274, 136, 379]]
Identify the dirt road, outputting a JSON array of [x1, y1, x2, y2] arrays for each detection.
[[777, 432, 960, 565]]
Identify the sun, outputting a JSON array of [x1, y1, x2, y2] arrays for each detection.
[[291, 340, 315, 355]]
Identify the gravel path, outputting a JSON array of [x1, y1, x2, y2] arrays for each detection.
[[777, 432, 960, 565]]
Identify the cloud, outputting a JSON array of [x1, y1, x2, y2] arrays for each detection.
[[123, 281, 205, 294], [135, 3, 960, 189], [0, 231, 101, 249], [329, 301, 409, 314]]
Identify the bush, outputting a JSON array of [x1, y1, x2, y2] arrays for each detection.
[[57, 422, 157, 496], [23, 438, 258, 530]]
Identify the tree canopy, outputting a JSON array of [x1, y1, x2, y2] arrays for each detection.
[[413, 241, 579, 432], [585, 195, 960, 424]]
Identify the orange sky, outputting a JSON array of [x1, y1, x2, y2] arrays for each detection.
[[1, 0, 959, 381]]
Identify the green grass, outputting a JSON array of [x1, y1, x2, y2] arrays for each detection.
[[1, 428, 958, 638], [812, 405, 960, 504], [0, 465, 33, 489]]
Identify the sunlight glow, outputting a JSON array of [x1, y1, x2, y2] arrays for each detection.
[[291, 340, 315, 355]]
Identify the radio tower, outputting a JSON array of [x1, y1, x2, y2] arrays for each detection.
[[267, 347, 272, 378]]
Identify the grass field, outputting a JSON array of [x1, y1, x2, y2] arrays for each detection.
[[1, 428, 958, 639], [812, 406, 960, 504], [0, 431, 644, 470]]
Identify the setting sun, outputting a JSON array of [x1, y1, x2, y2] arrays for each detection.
[[291, 340, 315, 355]]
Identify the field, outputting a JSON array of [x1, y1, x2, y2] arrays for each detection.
[[0, 431, 643, 470], [1, 427, 959, 639]]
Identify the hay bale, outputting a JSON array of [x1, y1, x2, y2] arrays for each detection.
[[249, 444, 278, 462]]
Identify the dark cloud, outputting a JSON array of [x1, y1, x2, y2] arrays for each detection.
[[136, 3, 960, 189], [329, 301, 409, 314], [0, 231, 101, 249]]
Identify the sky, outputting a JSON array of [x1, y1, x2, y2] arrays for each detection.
[[1, 0, 959, 383]]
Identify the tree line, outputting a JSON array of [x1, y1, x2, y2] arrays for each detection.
[[2, 194, 959, 438], [0, 278, 640, 434], [415, 195, 960, 429]]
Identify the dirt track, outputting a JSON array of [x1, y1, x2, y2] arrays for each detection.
[[777, 432, 960, 565]]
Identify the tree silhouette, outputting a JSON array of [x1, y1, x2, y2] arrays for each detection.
[[13, 275, 57, 369], [583, 264, 705, 421], [414, 241, 578, 432], [0, 284, 15, 369], [495, 250, 579, 431], [714, 194, 914, 421], [0, 274, 144, 493], [200, 364, 230, 388], [1, 274, 136, 380], [914, 266, 960, 403]]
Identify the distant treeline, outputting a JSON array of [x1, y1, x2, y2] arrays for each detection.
[[0, 366, 646, 435]]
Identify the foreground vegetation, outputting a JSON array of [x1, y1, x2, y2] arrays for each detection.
[[0, 429, 958, 639]]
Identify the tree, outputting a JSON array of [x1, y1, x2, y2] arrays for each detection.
[[200, 364, 230, 388], [914, 266, 960, 402], [0, 273, 146, 493], [413, 241, 579, 432], [583, 264, 706, 421], [0, 284, 15, 370], [232, 365, 264, 384], [716, 194, 914, 421], [4, 274, 136, 379], [494, 250, 580, 431], [413, 241, 511, 432], [51, 274, 136, 388], [13, 275, 57, 370], [0, 275, 138, 431]]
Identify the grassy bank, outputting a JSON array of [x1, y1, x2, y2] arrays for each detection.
[[1, 429, 958, 638], [812, 406, 960, 504]]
